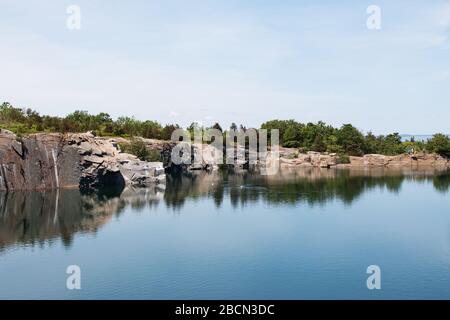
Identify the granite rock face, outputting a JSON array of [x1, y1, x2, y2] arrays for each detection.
[[0, 130, 165, 191], [280, 151, 339, 168], [144, 140, 220, 172], [0, 130, 81, 190], [347, 153, 450, 167], [279, 148, 450, 169]]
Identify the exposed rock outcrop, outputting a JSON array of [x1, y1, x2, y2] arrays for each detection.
[[0, 130, 165, 191], [346, 153, 450, 167], [279, 149, 450, 168], [0, 130, 81, 190], [146, 141, 450, 171], [280, 151, 338, 168]]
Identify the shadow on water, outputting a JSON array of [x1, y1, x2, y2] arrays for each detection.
[[0, 167, 449, 252]]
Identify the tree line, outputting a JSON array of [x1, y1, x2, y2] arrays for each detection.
[[0, 102, 179, 140], [1, 102, 449, 158], [260, 119, 450, 158]]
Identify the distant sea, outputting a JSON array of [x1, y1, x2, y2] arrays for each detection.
[[400, 134, 441, 142]]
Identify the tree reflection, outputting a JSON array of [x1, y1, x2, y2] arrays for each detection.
[[0, 168, 448, 251]]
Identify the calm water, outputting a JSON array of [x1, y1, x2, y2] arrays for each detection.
[[0, 167, 450, 299]]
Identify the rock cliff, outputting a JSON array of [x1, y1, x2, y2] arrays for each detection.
[[0, 130, 165, 191]]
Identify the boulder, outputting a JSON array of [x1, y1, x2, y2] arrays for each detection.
[[119, 160, 166, 186]]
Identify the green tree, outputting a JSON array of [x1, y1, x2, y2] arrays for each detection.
[[141, 120, 163, 139], [282, 125, 300, 147], [114, 116, 141, 136], [261, 119, 302, 145], [336, 124, 365, 156], [364, 132, 379, 154], [299, 121, 335, 150], [427, 134, 450, 158], [378, 133, 403, 155], [161, 124, 179, 140], [312, 134, 327, 152], [325, 134, 344, 154]]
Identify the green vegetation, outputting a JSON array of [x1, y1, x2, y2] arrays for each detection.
[[1, 102, 449, 158], [337, 154, 351, 164], [261, 119, 449, 158], [0, 102, 179, 139], [426, 134, 450, 158], [119, 139, 161, 162]]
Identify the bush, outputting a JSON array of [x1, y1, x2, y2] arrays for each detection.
[[337, 154, 351, 164], [146, 149, 162, 162], [282, 140, 300, 148], [119, 139, 161, 162]]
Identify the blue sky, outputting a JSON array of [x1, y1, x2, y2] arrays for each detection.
[[1, 0, 449, 134]]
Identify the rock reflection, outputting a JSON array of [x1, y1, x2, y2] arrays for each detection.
[[0, 168, 449, 251], [0, 186, 164, 251]]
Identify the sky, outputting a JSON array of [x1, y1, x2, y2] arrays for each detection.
[[0, 0, 449, 134]]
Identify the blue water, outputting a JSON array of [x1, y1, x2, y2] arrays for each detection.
[[0, 168, 449, 299]]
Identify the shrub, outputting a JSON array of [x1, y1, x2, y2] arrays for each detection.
[[337, 154, 351, 164], [119, 139, 161, 162], [282, 140, 300, 148]]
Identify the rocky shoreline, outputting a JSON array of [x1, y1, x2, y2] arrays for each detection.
[[278, 148, 450, 169], [0, 130, 165, 191], [0, 130, 448, 191]]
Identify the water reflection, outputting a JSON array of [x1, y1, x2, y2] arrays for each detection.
[[164, 167, 450, 208], [0, 186, 164, 251], [0, 168, 449, 252]]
